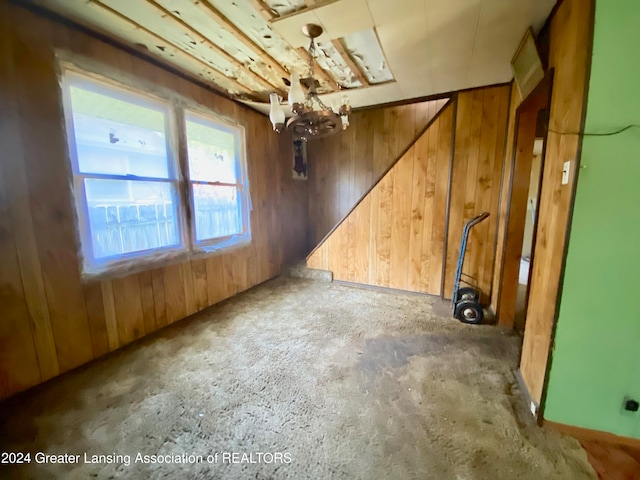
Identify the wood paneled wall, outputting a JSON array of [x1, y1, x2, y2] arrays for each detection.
[[442, 85, 511, 302], [307, 102, 453, 294], [519, 0, 593, 405], [0, 3, 308, 400], [308, 84, 510, 298], [307, 98, 448, 247]]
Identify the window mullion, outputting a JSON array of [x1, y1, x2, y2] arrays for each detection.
[[172, 106, 194, 250]]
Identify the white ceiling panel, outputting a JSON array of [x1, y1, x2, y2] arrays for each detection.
[[313, 0, 374, 39], [366, 82, 405, 105], [270, 10, 330, 47], [374, 13, 429, 71], [424, 0, 482, 33], [367, 0, 425, 26]]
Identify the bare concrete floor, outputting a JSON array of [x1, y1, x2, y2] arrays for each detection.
[[0, 277, 596, 479]]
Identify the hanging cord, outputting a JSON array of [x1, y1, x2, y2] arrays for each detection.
[[548, 124, 640, 137]]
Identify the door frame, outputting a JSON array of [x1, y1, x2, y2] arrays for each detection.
[[494, 71, 554, 329]]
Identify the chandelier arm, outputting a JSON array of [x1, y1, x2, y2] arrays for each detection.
[[315, 95, 333, 112]]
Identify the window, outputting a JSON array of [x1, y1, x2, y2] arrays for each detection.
[[185, 112, 250, 249], [61, 69, 250, 276]]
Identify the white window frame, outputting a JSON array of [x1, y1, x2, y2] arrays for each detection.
[[183, 109, 252, 252], [61, 69, 188, 276]]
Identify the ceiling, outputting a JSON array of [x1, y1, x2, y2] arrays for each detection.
[[26, 0, 556, 115]]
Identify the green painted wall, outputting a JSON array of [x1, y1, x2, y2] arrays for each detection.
[[544, 0, 640, 437]]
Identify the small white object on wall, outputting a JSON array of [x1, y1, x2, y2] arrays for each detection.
[[562, 160, 571, 185]]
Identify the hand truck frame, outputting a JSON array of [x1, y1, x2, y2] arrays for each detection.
[[451, 212, 490, 324]]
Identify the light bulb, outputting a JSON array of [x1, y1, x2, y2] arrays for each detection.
[[339, 95, 351, 116], [288, 73, 305, 114], [269, 93, 285, 133]]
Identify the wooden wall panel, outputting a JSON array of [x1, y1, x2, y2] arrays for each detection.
[[0, 157, 42, 398], [83, 282, 111, 358], [307, 99, 448, 247], [13, 15, 96, 374], [307, 102, 454, 294], [443, 85, 510, 302], [112, 276, 145, 344], [519, 0, 593, 404], [100, 281, 120, 349], [0, 2, 308, 400]]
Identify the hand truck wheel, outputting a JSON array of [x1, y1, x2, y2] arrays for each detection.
[[455, 287, 479, 303], [454, 300, 484, 324]]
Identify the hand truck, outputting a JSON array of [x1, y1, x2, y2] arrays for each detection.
[[452, 212, 490, 324]]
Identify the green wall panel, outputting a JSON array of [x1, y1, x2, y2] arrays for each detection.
[[544, 0, 640, 437]]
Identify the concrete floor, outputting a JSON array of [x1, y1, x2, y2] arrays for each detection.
[[0, 276, 596, 479]]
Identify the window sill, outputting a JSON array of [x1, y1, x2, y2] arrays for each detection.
[[81, 240, 253, 282]]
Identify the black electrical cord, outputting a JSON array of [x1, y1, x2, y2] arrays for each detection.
[[548, 124, 640, 137]]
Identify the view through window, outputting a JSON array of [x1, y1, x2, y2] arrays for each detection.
[[185, 112, 248, 243], [62, 70, 250, 275]]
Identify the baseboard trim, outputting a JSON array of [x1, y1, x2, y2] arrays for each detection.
[[332, 280, 438, 299], [544, 420, 640, 449], [514, 369, 540, 422]]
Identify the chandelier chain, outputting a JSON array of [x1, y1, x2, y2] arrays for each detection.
[[306, 37, 333, 113]]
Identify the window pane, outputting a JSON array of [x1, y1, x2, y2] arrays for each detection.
[[84, 179, 180, 259], [185, 117, 237, 183], [69, 83, 171, 179], [192, 184, 242, 241]]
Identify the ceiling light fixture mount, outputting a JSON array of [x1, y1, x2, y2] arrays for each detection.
[[269, 23, 351, 140]]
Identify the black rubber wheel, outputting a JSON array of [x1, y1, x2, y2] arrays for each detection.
[[454, 300, 484, 324], [456, 287, 479, 303]]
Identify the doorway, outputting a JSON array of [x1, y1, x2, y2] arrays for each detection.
[[496, 72, 553, 329], [514, 135, 544, 331]]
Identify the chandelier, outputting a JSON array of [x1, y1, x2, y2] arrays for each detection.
[[269, 24, 351, 140]]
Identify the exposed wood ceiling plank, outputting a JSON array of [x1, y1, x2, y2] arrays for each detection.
[[33, 0, 245, 98], [296, 46, 338, 91], [193, 1, 290, 81], [143, 0, 286, 96], [89, 0, 262, 101], [331, 39, 370, 87], [269, 0, 339, 23], [249, 0, 275, 21]]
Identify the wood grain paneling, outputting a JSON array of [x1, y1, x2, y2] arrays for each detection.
[[307, 102, 454, 295], [307, 99, 448, 247], [0, 2, 308, 401], [519, 0, 593, 404], [442, 85, 511, 302], [0, 152, 42, 398], [0, 11, 60, 385], [13, 15, 96, 373], [309, 86, 509, 297]]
